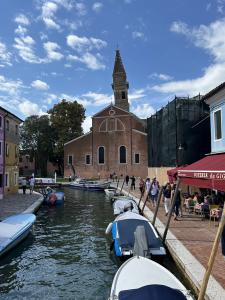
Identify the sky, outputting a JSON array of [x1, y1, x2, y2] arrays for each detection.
[[1, 0, 225, 133]]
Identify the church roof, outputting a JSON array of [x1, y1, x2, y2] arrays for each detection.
[[113, 49, 126, 74]]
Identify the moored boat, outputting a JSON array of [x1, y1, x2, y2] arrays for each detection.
[[104, 187, 118, 199], [106, 211, 166, 258], [44, 191, 65, 205], [0, 213, 36, 257], [113, 197, 139, 215], [69, 178, 111, 191], [109, 256, 193, 300]]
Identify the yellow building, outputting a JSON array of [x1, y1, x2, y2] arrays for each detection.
[[3, 109, 23, 195]]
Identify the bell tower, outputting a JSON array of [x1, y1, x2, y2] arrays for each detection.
[[112, 49, 129, 112]]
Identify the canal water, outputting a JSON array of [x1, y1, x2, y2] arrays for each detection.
[[0, 188, 193, 300]]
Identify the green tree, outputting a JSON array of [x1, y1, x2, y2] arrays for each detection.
[[20, 115, 55, 177], [48, 99, 85, 174]]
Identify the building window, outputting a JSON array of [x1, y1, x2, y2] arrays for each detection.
[[0, 116, 2, 128], [85, 154, 91, 165], [68, 155, 73, 165], [214, 109, 222, 140], [15, 125, 18, 135], [14, 172, 18, 185], [119, 146, 126, 163], [98, 146, 105, 164], [5, 173, 9, 187], [6, 144, 9, 157], [134, 153, 140, 164], [121, 91, 126, 99], [6, 120, 9, 131], [0, 174, 3, 188], [99, 119, 107, 132], [0, 141, 2, 156]]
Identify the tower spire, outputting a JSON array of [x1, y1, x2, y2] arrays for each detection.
[[112, 49, 129, 111]]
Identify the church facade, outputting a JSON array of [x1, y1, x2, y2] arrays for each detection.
[[64, 50, 148, 179]]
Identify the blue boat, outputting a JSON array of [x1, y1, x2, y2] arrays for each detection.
[[0, 213, 36, 257], [106, 211, 166, 258], [43, 188, 65, 205]]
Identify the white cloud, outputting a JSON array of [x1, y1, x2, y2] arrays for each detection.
[[67, 34, 107, 52], [42, 1, 60, 30], [14, 35, 43, 64], [31, 79, 49, 90], [153, 18, 225, 96], [45, 93, 57, 104], [0, 42, 12, 67], [82, 92, 112, 106], [150, 73, 173, 81], [19, 100, 43, 116], [82, 116, 92, 133], [129, 89, 146, 101], [15, 25, 28, 35], [51, 0, 74, 10], [132, 31, 146, 40], [43, 41, 64, 61], [92, 2, 103, 12], [131, 103, 155, 118], [68, 52, 105, 70], [0, 75, 23, 95], [75, 2, 87, 16], [14, 14, 30, 25]]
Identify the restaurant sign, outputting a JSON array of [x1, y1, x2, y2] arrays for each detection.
[[178, 170, 225, 180]]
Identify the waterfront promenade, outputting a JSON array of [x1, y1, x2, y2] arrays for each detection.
[[115, 181, 225, 299], [0, 190, 42, 220]]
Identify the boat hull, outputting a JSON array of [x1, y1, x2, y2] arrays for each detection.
[[109, 256, 193, 299], [69, 181, 111, 191], [43, 191, 65, 205], [0, 214, 36, 257]]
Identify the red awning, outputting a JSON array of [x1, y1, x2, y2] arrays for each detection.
[[167, 166, 185, 183], [178, 153, 225, 191]]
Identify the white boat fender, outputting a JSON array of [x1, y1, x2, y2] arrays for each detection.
[[105, 222, 112, 235]]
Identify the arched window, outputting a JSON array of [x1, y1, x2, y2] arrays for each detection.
[[99, 120, 107, 132], [98, 146, 105, 164], [119, 146, 126, 163]]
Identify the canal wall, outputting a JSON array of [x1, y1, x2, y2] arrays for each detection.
[[22, 192, 44, 214], [119, 188, 225, 300]]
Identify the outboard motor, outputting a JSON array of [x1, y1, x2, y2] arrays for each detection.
[[133, 225, 150, 258]]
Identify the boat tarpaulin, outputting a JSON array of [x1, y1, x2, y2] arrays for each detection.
[[177, 154, 225, 191], [118, 284, 187, 300]]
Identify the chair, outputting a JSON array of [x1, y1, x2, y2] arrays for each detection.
[[209, 205, 221, 226]]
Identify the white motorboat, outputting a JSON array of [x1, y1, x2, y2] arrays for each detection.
[[104, 187, 118, 198], [69, 178, 111, 191], [109, 256, 193, 300], [113, 197, 139, 215], [106, 211, 166, 258], [0, 213, 36, 257]]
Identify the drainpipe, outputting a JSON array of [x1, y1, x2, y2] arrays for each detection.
[[3, 112, 9, 198]]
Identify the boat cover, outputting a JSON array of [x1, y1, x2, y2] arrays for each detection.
[[113, 199, 139, 215], [118, 284, 187, 300], [117, 219, 160, 250]]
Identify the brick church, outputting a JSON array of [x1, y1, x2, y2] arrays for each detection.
[[64, 50, 148, 179]]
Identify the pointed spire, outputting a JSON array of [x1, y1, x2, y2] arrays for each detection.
[[113, 49, 126, 75]]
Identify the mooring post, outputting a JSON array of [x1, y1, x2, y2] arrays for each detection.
[[152, 185, 164, 226], [119, 178, 125, 194], [116, 178, 120, 190], [198, 206, 225, 300], [162, 178, 181, 243], [138, 190, 144, 208]]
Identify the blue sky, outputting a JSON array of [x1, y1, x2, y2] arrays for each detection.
[[1, 0, 225, 132]]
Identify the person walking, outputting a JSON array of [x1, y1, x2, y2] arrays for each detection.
[[139, 178, 145, 195], [125, 175, 129, 186], [145, 178, 151, 200], [29, 176, 35, 194], [173, 184, 181, 220], [130, 176, 135, 190], [163, 183, 171, 216], [150, 178, 159, 207], [21, 178, 27, 195]]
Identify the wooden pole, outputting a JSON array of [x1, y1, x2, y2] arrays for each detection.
[[162, 178, 181, 243], [141, 181, 153, 214], [116, 178, 120, 190], [119, 178, 125, 194], [152, 185, 164, 226], [138, 190, 144, 208], [198, 205, 225, 300]]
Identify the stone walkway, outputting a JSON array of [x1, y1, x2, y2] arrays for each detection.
[[115, 181, 225, 297], [0, 189, 41, 220]]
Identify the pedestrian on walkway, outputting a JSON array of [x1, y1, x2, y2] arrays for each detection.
[[222, 225, 225, 258], [21, 178, 27, 195], [29, 176, 35, 194], [139, 178, 145, 195], [130, 176, 135, 190], [150, 177, 159, 207], [173, 184, 181, 220], [163, 183, 171, 216], [145, 178, 151, 199], [125, 175, 129, 186]]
